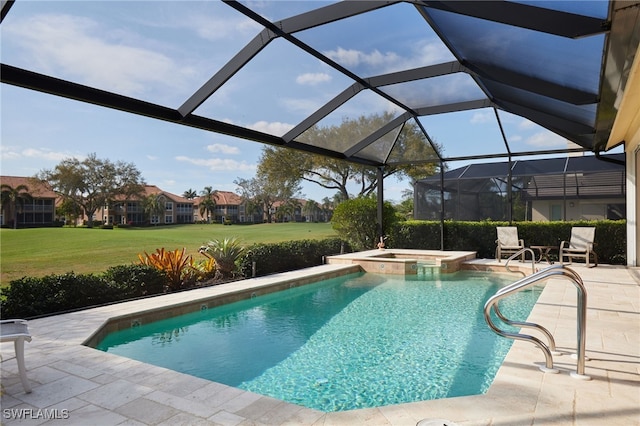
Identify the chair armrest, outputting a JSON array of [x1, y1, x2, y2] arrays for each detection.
[[560, 241, 568, 249]]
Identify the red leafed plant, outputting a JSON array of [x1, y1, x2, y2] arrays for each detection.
[[137, 247, 194, 291]]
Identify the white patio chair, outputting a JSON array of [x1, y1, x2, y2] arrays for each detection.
[[560, 227, 598, 267], [495, 226, 525, 262], [0, 319, 32, 393]]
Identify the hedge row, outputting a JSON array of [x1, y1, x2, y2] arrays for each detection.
[[0, 265, 166, 319], [238, 238, 350, 277], [390, 220, 626, 264]]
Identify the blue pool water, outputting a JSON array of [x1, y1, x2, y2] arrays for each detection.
[[96, 271, 540, 412]]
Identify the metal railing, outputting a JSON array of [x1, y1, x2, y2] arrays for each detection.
[[484, 264, 590, 379], [504, 247, 536, 276]]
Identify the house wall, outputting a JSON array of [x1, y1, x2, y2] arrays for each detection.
[[531, 198, 626, 221]]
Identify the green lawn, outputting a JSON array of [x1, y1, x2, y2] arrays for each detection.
[[0, 223, 337, 285]]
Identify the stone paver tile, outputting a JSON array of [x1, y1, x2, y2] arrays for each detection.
[[219, 391, 265, 415], [138, 371, 211, 397], [56, 403, 128, 426], [144, 390, 219, 418], [234, 395, 284, 420], [278, 408, 325, 426], [14, 375, 100, 409], [1, 403, 50, 426], [48, 360, 103, 380], [23, 365, 71, 386], [115, 398, 178, 425], [157, 412, 214, 426], [323, 407, 392, 426], [208, 410, 245, 426], [77, 379, 154, 410]]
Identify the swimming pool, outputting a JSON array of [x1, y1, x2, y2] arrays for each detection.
[[96, 270, 539, 412]]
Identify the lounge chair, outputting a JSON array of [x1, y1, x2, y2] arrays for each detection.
[[0, 319, 32, 393], [495, 226, 525, 262], [560, 227, 598, 267]]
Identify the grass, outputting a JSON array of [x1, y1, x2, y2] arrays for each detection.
[[0, 222, 337, 285]]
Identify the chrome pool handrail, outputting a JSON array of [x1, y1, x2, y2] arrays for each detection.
[[504, 247, 536, 276], [484, 264, 590, 379]]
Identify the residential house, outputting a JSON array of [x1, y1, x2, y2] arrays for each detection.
[[0, 176, 58, 227], [100, 185, 194, 225], [193, 191, 249, 223]]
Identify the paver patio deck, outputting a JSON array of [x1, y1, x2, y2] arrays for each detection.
[[1, 262, 639, 425]]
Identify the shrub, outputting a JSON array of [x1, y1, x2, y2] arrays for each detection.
[[331, 196, 397, 251], [0, 272, 118, 319], [102, 264, 166, 298], [238, 238, 348, 277]]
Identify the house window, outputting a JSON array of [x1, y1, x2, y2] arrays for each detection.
[[151, 215, 159, 225], [550, 204, 562, 221], [165, 215, 173, 224], [165, 202, 173, 211], [607, 204, 625, 220]]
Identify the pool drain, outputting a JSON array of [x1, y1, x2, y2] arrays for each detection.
[[416, 419, 459, 426]]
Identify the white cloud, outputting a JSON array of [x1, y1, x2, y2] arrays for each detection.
[[324, 47, 400, 69], [206, 143, 240, 155], [175, 156, 255, 172], [296, 73, 331, 86], [6, 14, 188, 97], [470, 111, 493, 124], [248, 121, 295, 136], [525, 132, 566, 147], [187, 12, 260, 41], [281, 98, 324, 116], [1, 146, 77, 162], [147, 155, 159, 161], [519, 119, 536, 129]]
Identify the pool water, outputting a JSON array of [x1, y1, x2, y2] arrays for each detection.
[[96, 271, 540, 412]]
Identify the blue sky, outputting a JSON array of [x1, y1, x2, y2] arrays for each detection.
[[1, 1, 619, 203]]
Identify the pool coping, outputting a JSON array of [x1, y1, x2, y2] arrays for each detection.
[[325, 249, 477, 274], [1, 260, 638, 425]]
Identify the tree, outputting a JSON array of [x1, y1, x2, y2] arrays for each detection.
[[199, 186, 217, 223], [182, 188, 197, 199], [235, 160, 301, 223], [302, 199, 321, 222], [331, 196, 398, 251], [57, 199, 83, 226], [0, 184, 33, 229], [257, 112, 440, 200], [38, 153, 145, 227], [275, 198, 301, 222]]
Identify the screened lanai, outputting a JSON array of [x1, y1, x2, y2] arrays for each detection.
[[2, 1, 638, 165], [1, 1, 639, 238], [415, 153, 626, 221]]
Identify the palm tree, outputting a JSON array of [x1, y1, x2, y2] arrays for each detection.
[[143, 193, 164, 225], [0, 184, 33, 229], [199, 186, 217, 223], [182, 188, 197, 199], [302, 199, 320, 222]]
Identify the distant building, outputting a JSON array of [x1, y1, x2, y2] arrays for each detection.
[[193, 191, 249, 223], [100, 185, 194, 225], [0, 176, 57, 227]]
